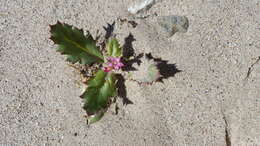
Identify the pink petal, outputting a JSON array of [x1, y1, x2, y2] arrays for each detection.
[[114, 66, 120, 70], [118, 62, 124, 67], [103, 67, 111, 72], [109, 57, 116, 62], [114, 58, 120, 63], [108, 63, 113, 67]]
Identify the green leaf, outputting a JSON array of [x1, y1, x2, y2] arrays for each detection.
[[107, 38, 122, 57], [87, 112, 104, 124], [81, 70, 117, 123], [50, 21, 104, 64]]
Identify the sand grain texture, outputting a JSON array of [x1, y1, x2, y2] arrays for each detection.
[[0, 0, 259, 145]]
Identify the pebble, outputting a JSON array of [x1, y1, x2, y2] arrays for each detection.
[[157, 15, 189, 37], [128, 0, 156, 14]]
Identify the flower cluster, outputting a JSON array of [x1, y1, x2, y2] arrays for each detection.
[[103, 57, 124, 72]]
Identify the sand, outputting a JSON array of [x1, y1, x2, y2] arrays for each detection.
[[0, 0, 259, 145]]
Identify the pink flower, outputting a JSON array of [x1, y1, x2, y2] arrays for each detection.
[[103, 57, 124, 72]]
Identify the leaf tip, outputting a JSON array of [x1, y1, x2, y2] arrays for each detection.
[[49, 36, 55, 41], [79, 94, 84, 99], [57, 20, 62, 25]]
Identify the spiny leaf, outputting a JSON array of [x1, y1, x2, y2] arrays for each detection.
[[107, 38, 122, 57], [131, 55, 161, 83], [50, 21, 104, 64], [81, 70, 117, 123]]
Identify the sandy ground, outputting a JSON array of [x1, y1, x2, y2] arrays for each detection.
[[0, 0, 259, 145]]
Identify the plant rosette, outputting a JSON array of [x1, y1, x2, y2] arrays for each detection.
[[49, 21, 160, 124]]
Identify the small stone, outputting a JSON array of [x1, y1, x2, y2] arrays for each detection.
[[128, 0, 156, 14], [157, 15, 189, 37]]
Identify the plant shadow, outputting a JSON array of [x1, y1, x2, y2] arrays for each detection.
[[118, 34, 181, 105], [115, 74, 133, 105], [115, 33, 140, 105], [146, 53, 181, 82], [103, 21, 115, 40], [105, 31, 181, 105], [122, 33, 135, 59], [122, 33, 143, 71]]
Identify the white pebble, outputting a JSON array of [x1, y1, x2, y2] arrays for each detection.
[[128, 0, 156, 14]]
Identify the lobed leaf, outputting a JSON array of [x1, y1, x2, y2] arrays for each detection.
[[107, 38, 122, 57], [50, 22, 104, 64], [81, 70, 117, 123]]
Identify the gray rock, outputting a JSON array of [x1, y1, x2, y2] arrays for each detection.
[[157, 15, 189, 37]]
